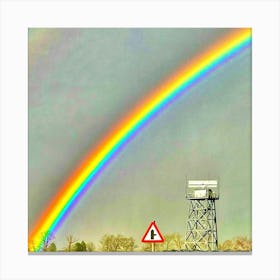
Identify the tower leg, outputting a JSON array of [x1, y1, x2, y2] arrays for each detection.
[[185, 199, 218, 251]]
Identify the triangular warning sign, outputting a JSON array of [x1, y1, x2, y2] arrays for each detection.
[[141, 221, 164, 243]]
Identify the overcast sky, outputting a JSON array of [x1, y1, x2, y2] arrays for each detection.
[[28, 28, 251, 250]]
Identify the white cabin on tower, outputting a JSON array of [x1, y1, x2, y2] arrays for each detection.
[[186, 180, 219, 200]]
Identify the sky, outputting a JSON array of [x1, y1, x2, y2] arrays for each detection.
[[28, 28, 251, 250]]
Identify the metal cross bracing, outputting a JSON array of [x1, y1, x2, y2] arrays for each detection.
[[185, 199, 218, 251]]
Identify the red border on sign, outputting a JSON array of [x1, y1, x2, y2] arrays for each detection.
[[141, 221, 164, 243]]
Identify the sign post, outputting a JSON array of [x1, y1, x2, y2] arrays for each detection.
[[152, 242, 155, 252], [141, 221, 164, 252]]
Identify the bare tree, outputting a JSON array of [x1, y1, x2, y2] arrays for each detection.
[[140, 242, 152, 252], [120, 236, 136, 252], [173, 233, 184, 251], [163, 234, 174, 251], [99, 234, 119, 252], [66, 234, 78, 252], [99, 234, 112, 252], [86, 242, 96, 252], [99, 234, 136, 252], [219, 236, 252, 251]]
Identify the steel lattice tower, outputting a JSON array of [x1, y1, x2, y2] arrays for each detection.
[[185, 180, 219, 251]]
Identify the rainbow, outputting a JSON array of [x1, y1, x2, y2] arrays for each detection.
[[29, 28, 252, 251]]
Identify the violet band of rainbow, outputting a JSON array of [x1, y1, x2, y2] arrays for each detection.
[[29, 29, 251, 251]]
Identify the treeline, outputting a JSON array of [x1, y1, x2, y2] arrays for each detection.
[[218, 236, 252, 251], [29, 232, 185, 252], [29, 232, 252, 252]]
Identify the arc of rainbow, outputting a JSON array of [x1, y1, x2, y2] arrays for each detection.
[[29, 29, 251, 251]]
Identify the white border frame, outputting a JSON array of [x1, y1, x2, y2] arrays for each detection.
[[1, 1, 279, 279]]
